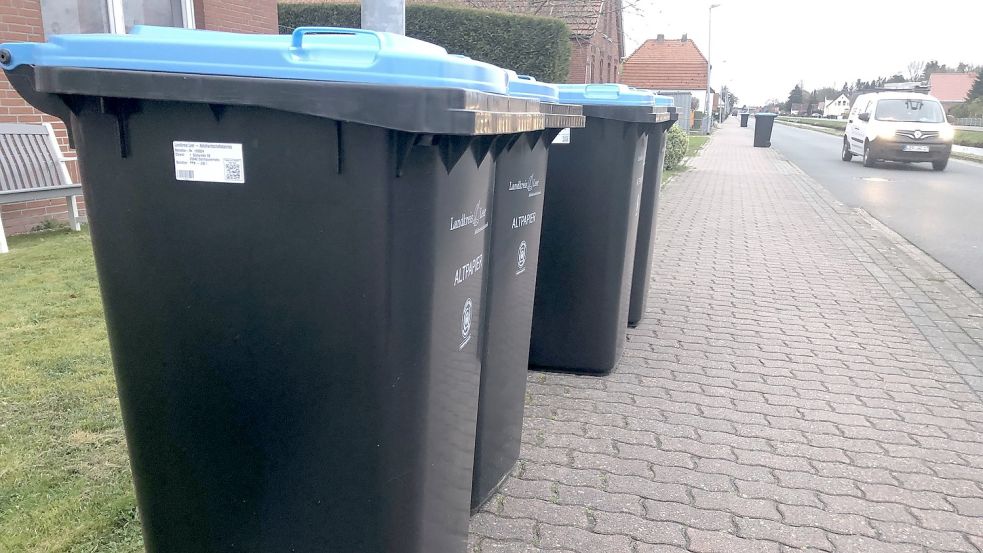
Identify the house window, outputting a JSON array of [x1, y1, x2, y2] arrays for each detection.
[[41, 0, 194, 35]]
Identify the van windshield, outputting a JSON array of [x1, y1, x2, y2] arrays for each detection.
[[874, 99, 945, 123]]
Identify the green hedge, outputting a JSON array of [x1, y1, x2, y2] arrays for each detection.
[[278, 3, 571, 83], [663, 125, 688, 171]]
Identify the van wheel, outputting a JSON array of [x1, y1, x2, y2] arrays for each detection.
[[841, 137, 853, 161], [932, 159, 948, 171], [863, 141, 875, 167]]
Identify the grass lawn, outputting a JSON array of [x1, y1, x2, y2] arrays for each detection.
[[665, 134, 710, 180], [0, 228, 143, 552]]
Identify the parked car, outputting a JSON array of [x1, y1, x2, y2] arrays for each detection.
[[841, 92, 954, 171]]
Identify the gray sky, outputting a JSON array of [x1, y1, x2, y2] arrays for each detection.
[[623, 0, 983, 105]]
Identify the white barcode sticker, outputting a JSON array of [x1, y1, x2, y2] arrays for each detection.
[[173, 141, 245, 183], [552, 128, 571, 144]]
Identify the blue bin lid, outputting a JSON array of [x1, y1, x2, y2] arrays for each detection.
[[505, 72, 559, 103], [653, 95, 674, 107], [0, 25, 510, 94], [555, 83, 654, 106]]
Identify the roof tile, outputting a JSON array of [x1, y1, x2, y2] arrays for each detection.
[[928, 72, 977, 102], [621, 38, 709, 90]]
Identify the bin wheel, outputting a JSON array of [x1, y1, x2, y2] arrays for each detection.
[[862, 142, 875, 167], [932, 159, 948, 171], [841, 137, 853, 161]]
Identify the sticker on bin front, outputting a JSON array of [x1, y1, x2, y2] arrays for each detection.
[[173, 142, 245, 184], [552, 128, 571, 144]]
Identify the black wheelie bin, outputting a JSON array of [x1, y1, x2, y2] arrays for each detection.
[[529, 84, 661, 375], [754, 113, 778, 146], [628, 94, 676, 327], [471, 75, 584, 511], [740, 112, 750, 127], [1, 25, 545, 553]]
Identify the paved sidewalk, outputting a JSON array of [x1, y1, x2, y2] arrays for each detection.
[[468, 120, 983, 552]]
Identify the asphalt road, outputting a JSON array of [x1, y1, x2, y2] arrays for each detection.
[[767, 122, 983, 292]]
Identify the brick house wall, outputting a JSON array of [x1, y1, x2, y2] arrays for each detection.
[[0, 0, 278, 237], [565, 1, 621, 84]]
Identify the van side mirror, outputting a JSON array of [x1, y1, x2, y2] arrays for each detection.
[[858, 113, 870, 122], [948, 115, 956, 124]]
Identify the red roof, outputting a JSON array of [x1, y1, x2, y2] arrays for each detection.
[[620, 37, 708, 90], [929, 72, 977, 102]]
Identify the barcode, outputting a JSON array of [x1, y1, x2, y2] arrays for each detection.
[[176, 169, 194, 179], [224, 159, 243, 182]]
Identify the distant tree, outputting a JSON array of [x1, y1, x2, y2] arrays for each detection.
[[907, 60, 926, 81], [787, 84, 803, 111], [886, 73, 906, 84], [923, 60, 947, 78], [969, 74, 983, 101], [842, 82, 851, 95]]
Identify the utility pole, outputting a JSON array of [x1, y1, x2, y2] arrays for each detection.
[[705, 3, 720, 134], [362, 0, 405, 35]]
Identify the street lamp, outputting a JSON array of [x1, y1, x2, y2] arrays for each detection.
[[704, 3, 720, 134]]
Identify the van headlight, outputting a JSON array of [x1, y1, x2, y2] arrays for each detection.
[[876, 128, 896, 141], [940, 126, 955, 142]]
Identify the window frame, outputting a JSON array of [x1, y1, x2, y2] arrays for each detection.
[[108, 0, 195, 33]]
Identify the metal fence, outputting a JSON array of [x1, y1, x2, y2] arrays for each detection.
[[656, 92, 692, 133], [955, 117, 983, 127]]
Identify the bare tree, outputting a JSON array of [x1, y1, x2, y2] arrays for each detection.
[[907, 60, 926, 82]]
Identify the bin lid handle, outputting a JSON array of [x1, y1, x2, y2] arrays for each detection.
[[290, 27, 381, 52]]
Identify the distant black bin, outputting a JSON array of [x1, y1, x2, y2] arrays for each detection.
[[1, 25, 545, 553], [530, 84, 664, 375], [740, 112, 750, 127], [754, 113, 778, 147], [628, 98, 678, 327], [470, 76, 584, 511]]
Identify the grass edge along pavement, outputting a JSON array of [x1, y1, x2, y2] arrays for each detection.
[[777, 117, 983, 163], [665, 134, 710, 181]]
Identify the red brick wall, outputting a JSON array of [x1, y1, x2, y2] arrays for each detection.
[[0, 0, 277, 239], [563, 2, 621, 84], [195, 0, 279, 33]]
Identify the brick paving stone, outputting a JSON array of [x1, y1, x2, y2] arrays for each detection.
[[538, 525, 633, 551], [592, 512, 688, 546], [468, 121, 983, 552], [686, 529, 781, 553], [734, 517, 833, 550], [868, 521, 978, 552], [641, 500, 734, 532]]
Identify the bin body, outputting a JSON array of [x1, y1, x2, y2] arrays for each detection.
[[471, 135, 547, 510], [529, 85, 660, 374], [740, 112, 750, 127], [2, 26, 541, 553], [471, 76, 584, 510], [754, 113, 778, 147], [628, 110, 676, 327]]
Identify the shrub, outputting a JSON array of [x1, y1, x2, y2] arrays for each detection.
[[278, 3, 571, 83], [663, 125, 688, 171]]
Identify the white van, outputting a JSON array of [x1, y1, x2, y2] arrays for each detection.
[[841, 92, 955, 171]]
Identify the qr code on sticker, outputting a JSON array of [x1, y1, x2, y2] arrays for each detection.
[[224, 159, 243, 182]]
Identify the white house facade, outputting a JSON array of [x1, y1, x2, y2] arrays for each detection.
[[823, 94, 851, 119]]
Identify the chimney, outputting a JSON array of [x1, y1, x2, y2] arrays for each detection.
[[656, 34, 664, 41], [681, 33, 688, 42]]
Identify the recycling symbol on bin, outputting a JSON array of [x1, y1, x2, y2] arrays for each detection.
[[517, 241, 527, 270], [462, 298, 473, 339]]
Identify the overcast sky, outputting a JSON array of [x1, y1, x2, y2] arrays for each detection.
[[622, 0, 983, 105]]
